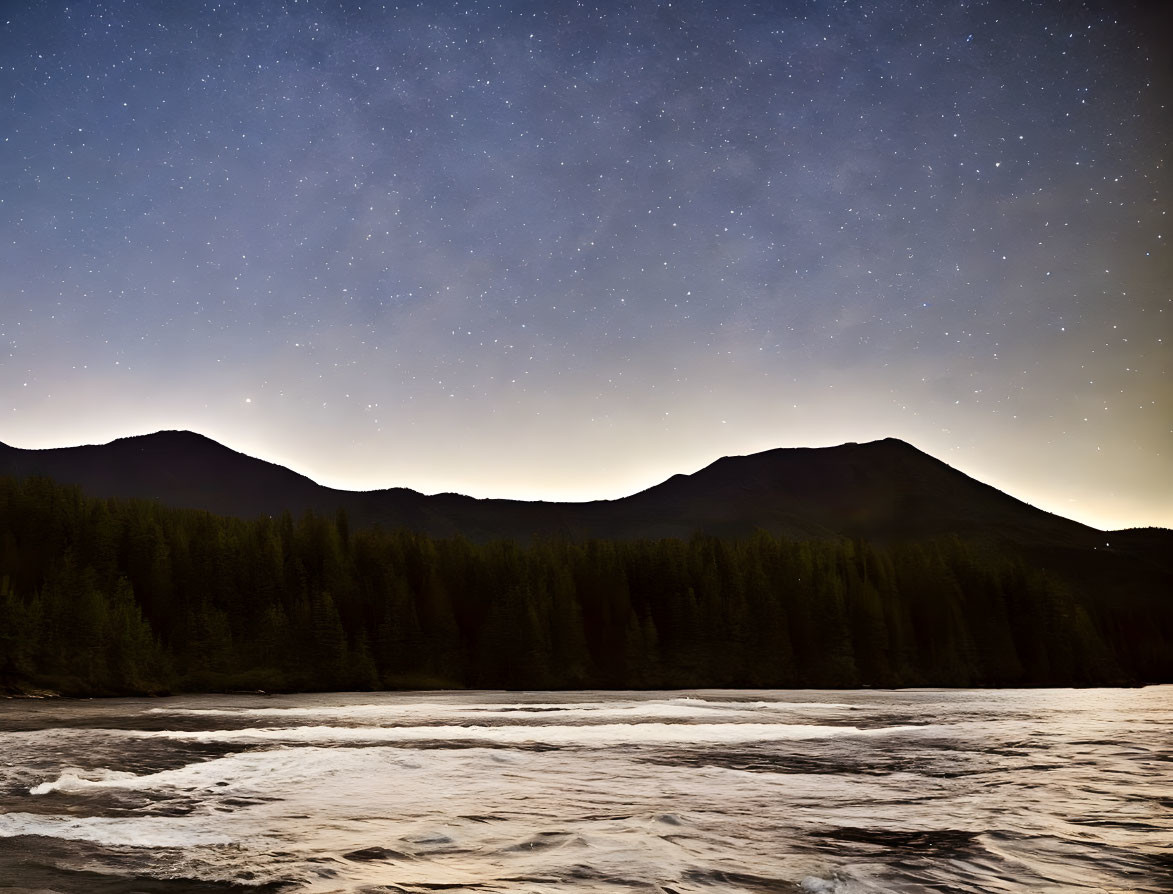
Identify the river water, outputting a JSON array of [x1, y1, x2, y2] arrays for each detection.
[[0, 688, 1169, 893]]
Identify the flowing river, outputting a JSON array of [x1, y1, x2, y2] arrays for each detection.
[[0, 688, 1169, 892]]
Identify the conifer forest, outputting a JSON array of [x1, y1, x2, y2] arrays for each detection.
[[1, 475, 1168, 696]]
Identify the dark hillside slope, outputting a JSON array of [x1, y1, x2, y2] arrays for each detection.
[[612, 438, 1102, 546], [0, 432, 1112, 549], [0, 432, 560, 538], [0, 431, 337, 519]]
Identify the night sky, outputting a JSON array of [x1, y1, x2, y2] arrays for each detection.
[[2, 1, 1170, 531]]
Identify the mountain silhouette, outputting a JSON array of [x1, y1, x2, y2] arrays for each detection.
[[0, 430, 1157, 554], [3, 430, 1170, 693]]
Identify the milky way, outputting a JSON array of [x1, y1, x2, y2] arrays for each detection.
[[1, 1, 1169, 529]]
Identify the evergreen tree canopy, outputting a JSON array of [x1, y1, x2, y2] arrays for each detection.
[[0, 475, 1168, 695]]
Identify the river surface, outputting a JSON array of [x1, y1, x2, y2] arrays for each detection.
[[0, 688, 1169, 893]]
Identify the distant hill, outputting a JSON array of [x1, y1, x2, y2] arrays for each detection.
[[4, 430, 1168, 602], [0, 430, 1134, 546], [2, 431, 1169, 693]]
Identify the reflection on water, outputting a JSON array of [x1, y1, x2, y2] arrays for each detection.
[[0, 688, 1169, 893]]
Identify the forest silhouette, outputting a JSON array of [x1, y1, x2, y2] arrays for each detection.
[[2, 474, 1168, 695]]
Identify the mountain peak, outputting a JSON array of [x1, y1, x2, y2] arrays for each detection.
[[110, 429, 230, 449]]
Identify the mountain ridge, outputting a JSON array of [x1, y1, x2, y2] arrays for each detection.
[[2, 429, 1170, 694], [1, 428, 1152, 550]]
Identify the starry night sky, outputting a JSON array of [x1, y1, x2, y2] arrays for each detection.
[[2, 1, 1170, 530]]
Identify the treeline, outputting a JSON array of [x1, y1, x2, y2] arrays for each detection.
[[0, 475, 1168, 695]]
